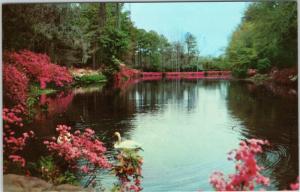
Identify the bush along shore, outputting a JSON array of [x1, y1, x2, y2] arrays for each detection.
[[241, 67, 298, 98]]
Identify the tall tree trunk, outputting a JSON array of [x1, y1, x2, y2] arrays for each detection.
[[97, 3, 106, 68], [115, 3, 121, 29], [99, 3, 106, 28], [187, 46, 190, 66], [92, 43, 96, 69]]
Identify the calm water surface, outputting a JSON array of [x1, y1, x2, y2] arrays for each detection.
[[29, 79, 298, 191]]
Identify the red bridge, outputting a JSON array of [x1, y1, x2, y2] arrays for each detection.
[[142, 71, 231, 80]]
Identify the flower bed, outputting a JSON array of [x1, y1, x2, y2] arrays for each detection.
[[4, 50, 73, 90]]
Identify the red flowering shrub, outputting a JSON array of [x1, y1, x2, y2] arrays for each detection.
[[4, 50, 73, 89], [114, 64, 140, 88], [43, 125, 111, 184], [3, 65, 29, 105], [3, 105, 34, 169], [209, 139, 270, 191]]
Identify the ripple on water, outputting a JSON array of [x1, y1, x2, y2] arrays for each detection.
[[263, 144, 289, 169], [258, 143, 290, 188]]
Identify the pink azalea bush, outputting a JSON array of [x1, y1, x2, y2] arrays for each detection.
[[3, 65, 29, 105], [43, 125, 111, 180], [4, 50, 73, 89], [3, 105, 34, 169], [209, 139, 270, 191], [114, 65, 140, 88]]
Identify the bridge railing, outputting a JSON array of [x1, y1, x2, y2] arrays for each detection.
[[142, 71, 231, 77]]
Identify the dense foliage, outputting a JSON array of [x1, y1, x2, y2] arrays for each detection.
[[3, 2, 297, 77], [3, 3, 206, 75], [225, 1, 297, 77]]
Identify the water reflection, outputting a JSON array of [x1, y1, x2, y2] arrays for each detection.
[[29, 80, 298, 191], [34, 91, 74, 136]]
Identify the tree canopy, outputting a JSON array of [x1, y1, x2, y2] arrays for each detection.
[[225, 1, 297, 76]]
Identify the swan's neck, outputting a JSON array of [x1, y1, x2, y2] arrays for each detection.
[[116, 134, 121, 143]]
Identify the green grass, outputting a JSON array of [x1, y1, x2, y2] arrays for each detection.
[[73, 73, 107, 85]]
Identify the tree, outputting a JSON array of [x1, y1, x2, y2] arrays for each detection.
[[184, 32, 199, 66], [225, 1, 297, 76], [173, 41, 185, 71]]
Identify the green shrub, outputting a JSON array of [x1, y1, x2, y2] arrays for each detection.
[[102, 56, 121, 80], [257, 58, 271, 73], [74, 73, 107, 85], [232, 67, 248, 78], [180, 63, 203, 72], [37, 156, 78, 185]]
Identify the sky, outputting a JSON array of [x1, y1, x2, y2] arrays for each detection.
[[124, 2, 249, 57]]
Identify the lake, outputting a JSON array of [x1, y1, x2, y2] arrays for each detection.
[[28, 79, 298, 191]]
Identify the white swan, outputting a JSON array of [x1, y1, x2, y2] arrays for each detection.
[[114, 132, 142, 150]]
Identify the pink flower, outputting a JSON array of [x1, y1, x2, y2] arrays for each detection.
[[9, 155, 26, 167], [81, 165, 89, 173], [43, 125, 111, 174], [4, 50, 73, 93], [209, 139, 270, 191], [3, 105, 34, 169], [85, 128, 95, 135]]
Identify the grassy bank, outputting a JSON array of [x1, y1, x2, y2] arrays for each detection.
[[69, 68, 107, 86], [73, 73, 107, 85]]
